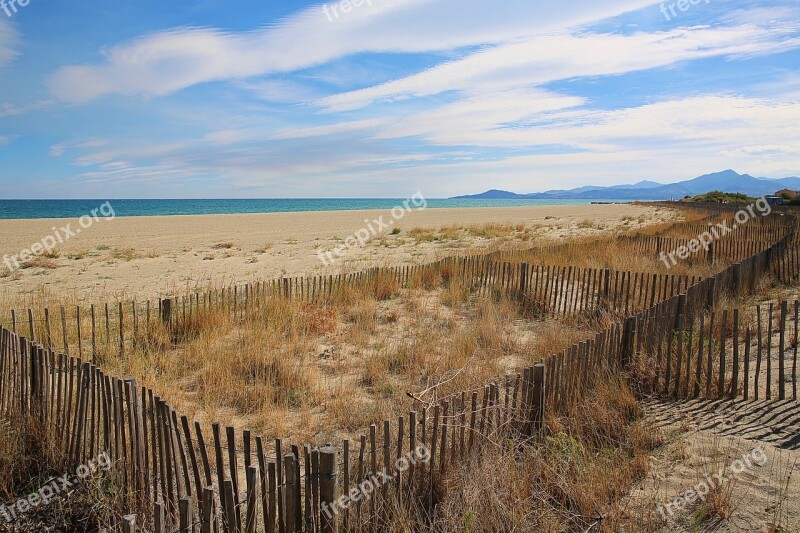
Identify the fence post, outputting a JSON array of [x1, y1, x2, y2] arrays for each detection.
[[245, 465, 258, 533], [673, 295, 686, 397], [284, 454, 297, 533], [705, 278, 716, 310], [27, 309, 35, 342], [223, 478, 238, 533], [202, 487, 214, 533], [122, 515, 136, 533], [320, 446, 337, 533], [779, 300, 787, 400], [733, 262, 742, 296], [621, 317, 636, 370], [519, 263, 529, 300], [180, 497, 193, 533], [154, 501, 164, 533], [532, 363, 545, 437], [161, 298, 174, 326]]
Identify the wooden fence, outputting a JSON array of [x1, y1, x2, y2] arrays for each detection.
[[7, 211, 798, 360], [0, 207, 798, 531]]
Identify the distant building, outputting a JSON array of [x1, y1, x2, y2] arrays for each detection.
[[765, 195, 784, 206], [776, 189, 798, 199]]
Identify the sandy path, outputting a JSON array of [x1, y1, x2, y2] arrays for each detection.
[[0, 204, 675, 300], [625, 398, 800, 532]]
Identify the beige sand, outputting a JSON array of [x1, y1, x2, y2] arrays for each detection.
[[627, 399, 799, 531], [0, 204, 676, 300]]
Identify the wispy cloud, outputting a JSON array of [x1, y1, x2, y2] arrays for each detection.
[[46, 0, 657, 104], [320, 22, 800, 112], [0, 134, 17, 146], [49, 138, 109, 157], [0, 19, 18, 69], [57, 92, 800, 197], [4, 0, 800, 198], [0, 100, 55, 117]]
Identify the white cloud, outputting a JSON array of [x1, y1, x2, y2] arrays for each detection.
[[272, 117, 392, 140], [49, 139, 109, 157], [58, 93, 800, 197], [25, 0, 800, 199], [0, 19, 18, 69], [47, 0, 658, 103], [235, 78, 325, 104], [0, 134, 17, 147], [722, 144, 800, 156], [196, 117, 393, 146], [320, 22, 800, 111], [0, 100, 55, 117], [373, 89, 585, 145], [374, 94, 800, 151]]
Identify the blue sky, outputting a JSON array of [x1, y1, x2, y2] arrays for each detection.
[[0, 0, 799, 198]]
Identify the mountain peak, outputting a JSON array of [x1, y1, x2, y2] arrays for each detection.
[[451, 170, 800, 201]]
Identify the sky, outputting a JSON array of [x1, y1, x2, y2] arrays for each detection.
[[0, 0, 799, 199]]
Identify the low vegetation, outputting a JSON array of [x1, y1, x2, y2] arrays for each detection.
[[685, 190, 757, 203]]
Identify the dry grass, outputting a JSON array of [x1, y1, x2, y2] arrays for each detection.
[[88, 271, 610, 443], [20, 256, 60, 270], [111, 247, 139, 261], [4, 205, 792, 531], [66, 249, 89, 260], [0, 414, 124, 531], [0, 207, 754, 446], [406, 223, 540, 245], [421, 375, 661, 532], [0, 415, 29, 500]]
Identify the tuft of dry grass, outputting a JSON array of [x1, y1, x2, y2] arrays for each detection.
[[67, 249, 89, 260], [111, 247, 139, 261], [21, 256, 60, 269], [409, 227, 438, 243]]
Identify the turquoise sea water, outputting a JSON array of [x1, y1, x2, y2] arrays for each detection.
[[0, 198, 628, 220]]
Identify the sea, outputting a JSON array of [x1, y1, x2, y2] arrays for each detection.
[[0, 198, 628, 220]]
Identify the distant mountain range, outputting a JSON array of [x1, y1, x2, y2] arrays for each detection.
[[450, 170, 800, 201]]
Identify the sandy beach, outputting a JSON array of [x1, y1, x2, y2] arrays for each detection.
[[0, 203, 676, 300]]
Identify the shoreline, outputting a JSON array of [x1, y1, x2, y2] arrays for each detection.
[[0, 203, 634, 222], [0, 198, 638, 221]]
